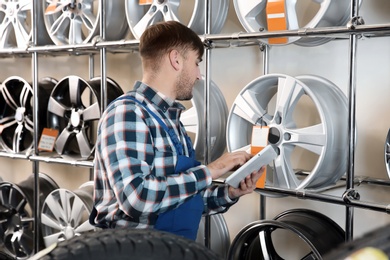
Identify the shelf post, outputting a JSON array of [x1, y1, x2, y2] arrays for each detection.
[[203, 0, 212, 250], [345, 0, 360, 241]]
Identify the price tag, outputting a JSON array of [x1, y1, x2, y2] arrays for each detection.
[[38, 128, 59, 152], [251, 126, 269, 188], [266, 0, 288, 44], [139, 0, 153, 5]]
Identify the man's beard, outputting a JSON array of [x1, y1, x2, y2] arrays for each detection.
[[175, 70, 195, 101]]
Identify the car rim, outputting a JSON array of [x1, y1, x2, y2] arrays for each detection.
[[42, 0, 128, 45], [47, 76, 123, 159], [0, 76, 56, 154], [0, 173, 59, 259], [227, 209, 345, 260], [0, 0, 51, 49], [196, 214, 230, 259], [180, 77, 228, 162], [233, 0, 357, 46], [40, 181, 96, 248], [125, 0, 229, 39], [227, 74, 348, 190]]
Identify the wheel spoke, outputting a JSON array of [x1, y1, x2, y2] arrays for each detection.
[[74, 219, 95, 233], [2, 85, 19, 109], [18, 0, 32, 12], [240, 0, 265, 20], [285, 0, 298, 29], [19, 82, 31, 108], [49, 13, 70, 39], [12, 124, 24, 153], [55, 129, 72, 154], [48, 97, 68, 117], [0, 20, 12, 48], [274, 146, 300, 188], [69, 18, 83, 44], [43, 232, 63, 247], [288, 124, 326, 155], [161, 3, 180, 22], [69, 196, 84, 227], [0, 117, 17, 130], [41, 213, 63, 230], [133, 6, 161, 39], [81, 9, 97, 33], [43, 192, 68, 226], [82, 102, 101, 122], [76, 131, 91, 158], [274, 77, 304, 126], [59, 190, 71, 223], [68, 77, 82, 106], [232, 90, 271, 125], [14, 18, 31, 48]]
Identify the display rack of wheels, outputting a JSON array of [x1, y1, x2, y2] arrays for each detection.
[[2, 0, 390, 259]]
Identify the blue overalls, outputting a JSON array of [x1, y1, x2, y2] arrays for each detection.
[[90, 95, 204, 240]]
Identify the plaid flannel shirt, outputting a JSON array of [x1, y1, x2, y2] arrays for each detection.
[[92, 81, 237, 228]]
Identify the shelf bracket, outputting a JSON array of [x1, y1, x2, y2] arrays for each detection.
[[342, 188, 361, 204]]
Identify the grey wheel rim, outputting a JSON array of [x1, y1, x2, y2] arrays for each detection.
[[233, 0, 360, 46], [0, 0, 51, 49], [41, 181, 95, 248], [227, 74, 348, 190], [42, 0, 128, 45], [0, 76, 56, 154], [125, 0, 229, 39], [0, 173, 59, 259], [181, 77, 228, 162], [47, 76, 123, 159]]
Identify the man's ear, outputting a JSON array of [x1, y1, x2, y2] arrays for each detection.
[[169, 49, 182, 71]]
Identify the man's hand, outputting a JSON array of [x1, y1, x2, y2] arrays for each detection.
[[207, 151, 252, 180], [228, 166, 265, 200]]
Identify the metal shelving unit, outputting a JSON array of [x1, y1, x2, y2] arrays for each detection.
[[0, 0, 390, 256]]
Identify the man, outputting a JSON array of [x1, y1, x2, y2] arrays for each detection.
[[91, 21, 264, 240]]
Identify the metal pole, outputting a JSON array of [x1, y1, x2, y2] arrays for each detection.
[[204, 0, 212, 250], [345, 0, 360, 242], [31, 0, 41, 254], [100, 0, 107, 111], [260, 44, 269, 220]]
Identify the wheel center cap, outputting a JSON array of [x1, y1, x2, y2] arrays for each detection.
[[15, 107, 25, 122], [70, 109, 81, 127], [63, 226, 75, 240]]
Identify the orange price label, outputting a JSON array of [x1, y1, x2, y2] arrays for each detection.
[[251, 126, 269, 188], [38, 128, 59, 152], [139, 0, 153, 5], [266, 0, 288, 44]]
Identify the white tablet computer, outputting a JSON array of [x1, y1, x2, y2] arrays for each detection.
[[225, 145, 278, 188]]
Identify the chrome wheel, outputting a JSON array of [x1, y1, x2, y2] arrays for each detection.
[[125, 0, 229, 39], [227, 74, 348, 190], [0, 173, 59, 259], [0, 76, 56, 154], [42, 0, 128, 45], [41, 181, 96, 248], [196, 214, 230, 259], [233, 0, 358, 46], [181, 77, 228, 162], [228, 209, 345, 260], [47, 76, 123, 159], [0, 0, 51, 49]]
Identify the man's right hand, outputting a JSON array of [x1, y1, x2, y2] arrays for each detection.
[[207, 151, 252, 180]]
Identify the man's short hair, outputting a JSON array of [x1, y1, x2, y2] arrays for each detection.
[[139, 21, 204, 64]]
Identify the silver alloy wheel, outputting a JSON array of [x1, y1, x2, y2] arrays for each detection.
[[181, 77, 228, 162], [0, 173, 59, 259], [42, 0, 128, 45], [233, 0, 359, 46], [0, 76, 56, 154], [40, 181, 96, 248], [125, 0, 229, 39], [226, 74, 348, 190], [47, 76, 123, 159], [196, 214, 230, 259], [227, 209, 345, 260], [0, 0, 52, 49], [385, 129, 390, 178]]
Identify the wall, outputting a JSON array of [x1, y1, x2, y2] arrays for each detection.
[[1, 0, 390, 256]]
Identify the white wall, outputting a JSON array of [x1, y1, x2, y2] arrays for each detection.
[[1, 0, 390, 256]]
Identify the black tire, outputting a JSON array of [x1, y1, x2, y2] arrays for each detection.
[[34, 228, 223, 260], [323, 223, 390, 260]]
